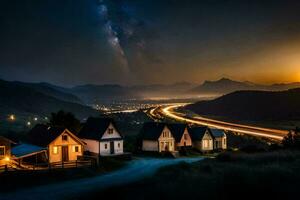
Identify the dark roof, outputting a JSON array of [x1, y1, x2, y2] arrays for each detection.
[[27, 124, 66, 147], [189, 126, 211, 141], [210, 129, 226, 138], [168, 124, 188, 142], [78, 117, 122, 140], [140, 122, 167, 140], [0, 136, 16, 144]]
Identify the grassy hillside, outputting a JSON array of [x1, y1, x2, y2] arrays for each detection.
[[83, 150, 300, 200], [187, 88, 300, 121]]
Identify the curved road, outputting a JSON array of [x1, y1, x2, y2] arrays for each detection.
[[150, 104, 289, 140], [1, 157, 203, 200]]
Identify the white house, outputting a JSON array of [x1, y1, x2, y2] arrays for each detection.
[[189, 126, 214, 152], [140, 122, 175, 152], [78, 118, 124, 156], [211, 129, 227, 150]]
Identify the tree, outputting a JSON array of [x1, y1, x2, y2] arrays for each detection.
[[282, 127, 300, 149], [49, 110, 81, 134]]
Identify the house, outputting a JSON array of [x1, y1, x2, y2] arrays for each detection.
[[189, 126, 214, 152], [78, 118, 124, 156], [140, 122, 175, 152], [168, 123, 192, 150], [0, 136, 15, 165], [211, 129, 227, 150], [27, 124, 84, 163]]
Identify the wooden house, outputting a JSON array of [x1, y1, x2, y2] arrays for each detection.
[[189, 126, 214, 152], [140, 122, 175, 152], [211, 129, 227, 150], [78, 118, 124, 156], [168, 124, 192, 150], [27, 124, 84, 163], [0, 136, 15, 165]]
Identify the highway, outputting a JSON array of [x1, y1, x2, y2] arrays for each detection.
[[149, 104, 289, 140]]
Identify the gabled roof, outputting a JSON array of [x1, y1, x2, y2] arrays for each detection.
[[168, 123, 188, 142], [140, 122, 167, 141], [210, 129, 226, 138], [189, 126, 212, 141], [78, 117, 122, 140], [27, 124, 84, 147]]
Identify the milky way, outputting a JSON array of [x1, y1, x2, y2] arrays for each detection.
[[97, 0, 129, 73]]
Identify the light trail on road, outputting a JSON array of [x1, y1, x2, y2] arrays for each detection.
[[152, 104, 289, 140]]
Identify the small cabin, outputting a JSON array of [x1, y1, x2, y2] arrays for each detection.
[[211, 129, 227, 150], [189, 126, 214, 152], [78, 118, 124, 156], [27, 125, 84, 163], [140, 122, 175, 152], [0, 136, 15, 165], [168, 124, 192, 150]]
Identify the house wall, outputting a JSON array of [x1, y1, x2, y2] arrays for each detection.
[[176, 128, 192, 148], [0, 139, 10, 159], [142, 140, 158, 151], [100, 140, 123, 155], [214, 136, 227, 149], [101, 123, 122, 139], [82, 139, 100, 154], [48, 131, 83, 163], [158, 126, 175, 152]]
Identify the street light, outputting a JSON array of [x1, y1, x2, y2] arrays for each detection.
[[27, 121, 31, 126], [9, 114, 15, 121]]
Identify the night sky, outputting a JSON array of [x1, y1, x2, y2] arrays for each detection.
[[1, 0, 300, 86]]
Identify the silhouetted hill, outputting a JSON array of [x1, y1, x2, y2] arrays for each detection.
[[190, 78, 300, 95], [186, 88, 300, 121], [0, 80, 98, 120], [13, 81, 83, 104]]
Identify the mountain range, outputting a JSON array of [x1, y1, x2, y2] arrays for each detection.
[[190, 78, 300, 94]]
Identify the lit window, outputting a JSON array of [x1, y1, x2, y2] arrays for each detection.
[[62, 135, 68, 141], [108, 128, 114, 134], [53, 146, 58, 154], [0, 146, 5, 156], [105, 144, 108, 149], [203, 140, 208, 148], [73, 145, 79, 153]]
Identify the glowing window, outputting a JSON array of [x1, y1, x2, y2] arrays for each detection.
[[53, 146, 58, 154], [203, 140, 208, 148], [73, 145, 80, 153]]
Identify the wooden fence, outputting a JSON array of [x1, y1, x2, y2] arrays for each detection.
[[0, 160, 94, 173]]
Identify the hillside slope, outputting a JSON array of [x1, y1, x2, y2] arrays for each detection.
[[186, 88, 300, 121], [0, 80, 98, 120]]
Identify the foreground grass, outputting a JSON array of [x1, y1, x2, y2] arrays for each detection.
[[81, 150, 300, 200], [0, 158, 128, 192]]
